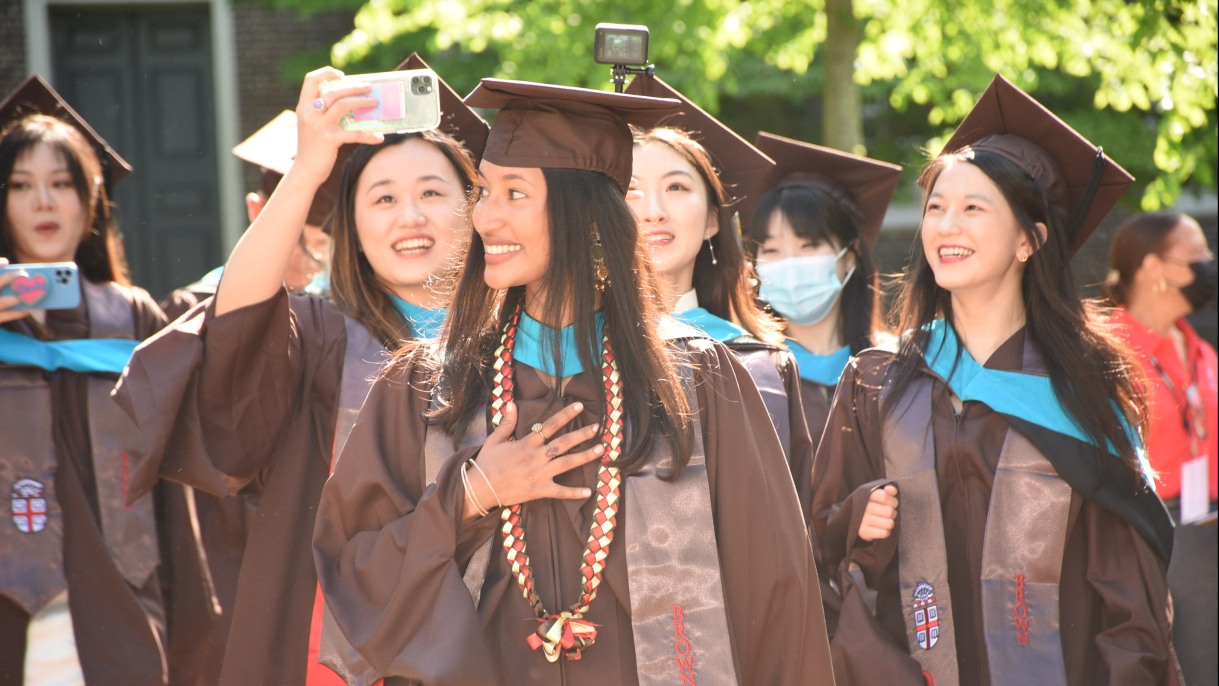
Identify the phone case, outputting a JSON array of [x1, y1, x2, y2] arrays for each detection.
[[320, 69, 443, 134], [1, 262, 81, 310]]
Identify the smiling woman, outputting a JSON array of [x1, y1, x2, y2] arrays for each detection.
[[112, 54, 491, 684], [622, 75, 818, 527], [312, 78, 835, 684], [810, 75, 1183, 685]]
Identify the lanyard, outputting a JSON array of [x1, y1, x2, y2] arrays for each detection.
[[1149, 354, 1208, 455]]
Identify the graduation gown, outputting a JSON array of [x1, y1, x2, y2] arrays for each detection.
[[672, 299, 817, 524], [0, 281, 169, 685], [810, 328, 1182, 685], [157, 284, 258, 686], [721, 341, 816, 524], [115, 289, 366, 684], [800, 378, 833, 449], [311, 337, 834, 685]]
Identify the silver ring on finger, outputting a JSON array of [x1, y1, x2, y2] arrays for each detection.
[[545, 443, 559, 459], [530, 422, 546, 439]]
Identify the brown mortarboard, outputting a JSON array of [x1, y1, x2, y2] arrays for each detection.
[[314, 54, 490, 231], [624, 74, 775, 222], [464, 78, 680, 191], [752, 132, 902, 249], [940, 74, 1134, 254], [0, 74, 133, 189]]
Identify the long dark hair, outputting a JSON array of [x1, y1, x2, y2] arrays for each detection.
[[426, 167, 693, 476], [746, 184, 882, 354], [1103, 211, 1184, 305], [634, 127, 785, 345], [328, 130, 477, 348], [0, 114, 129, 285], [888, 149, 1145, 469]]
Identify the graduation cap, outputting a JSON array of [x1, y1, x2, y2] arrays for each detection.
[[939, 74, 1134, 254], [0, 74, 133, 189], [464, 78, 680, 191], [752, 132, 902, 249], [623, 73, 774, 222]]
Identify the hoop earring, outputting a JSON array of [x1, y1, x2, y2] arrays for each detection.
[[706, 237, 718, 266]]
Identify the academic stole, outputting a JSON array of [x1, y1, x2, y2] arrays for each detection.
[[879, 372, 1071, 686], [1, 281, 159, 616]]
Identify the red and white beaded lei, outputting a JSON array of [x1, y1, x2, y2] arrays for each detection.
[[489, 303, 624, 663]]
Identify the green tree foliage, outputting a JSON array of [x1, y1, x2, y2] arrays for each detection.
[[279, 0, 1217, 208]]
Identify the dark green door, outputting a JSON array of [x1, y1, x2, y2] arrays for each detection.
[[52, 5, 221, 300]]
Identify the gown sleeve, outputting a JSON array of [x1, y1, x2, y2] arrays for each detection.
[[691, 340, 835, 684], [311, 354, 502, 681], [115, 288, 345, 499], [810, 352, 922, 684], [1083, 498, 1183, 684]]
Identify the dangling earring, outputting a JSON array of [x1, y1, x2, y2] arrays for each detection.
[[706, 237, 718, 266], [1156, 277, 1168, 294], [593, 231, 610, 291]]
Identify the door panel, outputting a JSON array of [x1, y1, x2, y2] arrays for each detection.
[[52, 5, 221, 300]]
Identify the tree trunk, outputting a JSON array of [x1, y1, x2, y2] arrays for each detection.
[[823, 0, 863, 153]]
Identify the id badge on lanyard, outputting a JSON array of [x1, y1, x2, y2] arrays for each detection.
[[1153, 355, 1211, 522]]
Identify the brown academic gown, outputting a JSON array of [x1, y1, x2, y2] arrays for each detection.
[[116, 289, 358, 684], [723, 341, 817, 526], [157, 288, 259, 686], [800, 378, 833, 451], [0, 281, 169, 685], [810, 329, 1182, 685], [311, 337, 834, 685]]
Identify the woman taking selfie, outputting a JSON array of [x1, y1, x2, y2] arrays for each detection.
[[115, 55, 487, 683], [313, 79, 833, 684], [810, 76, 1181, 685], [0, 76, 169, 684]]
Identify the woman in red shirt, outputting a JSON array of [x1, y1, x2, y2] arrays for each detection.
[[1106, 211, 1218, 522]]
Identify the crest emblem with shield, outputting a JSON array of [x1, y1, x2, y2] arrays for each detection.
[[912, 580, 940, 650], [11, 478, 49, 534]]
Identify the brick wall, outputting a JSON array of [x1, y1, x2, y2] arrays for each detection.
[[230, 4, 356, 193], [0, 1, 28, 99]]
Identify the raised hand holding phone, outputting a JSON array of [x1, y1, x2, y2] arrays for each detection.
[[215, 67, 383, 317]]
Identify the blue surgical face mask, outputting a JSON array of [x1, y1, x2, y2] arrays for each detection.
[[756, 245, 854, 326]]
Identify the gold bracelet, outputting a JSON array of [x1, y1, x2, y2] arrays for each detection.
[[467, 458, 503, 510], [461, 460, 489, 517]]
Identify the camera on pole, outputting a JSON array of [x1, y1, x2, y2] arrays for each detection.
[[593, 23, 653, 93]]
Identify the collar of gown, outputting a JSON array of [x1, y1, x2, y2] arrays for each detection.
[[515, 310, 606, 377], [920, 318, 1141, 461], [389, 295, 446, 340]]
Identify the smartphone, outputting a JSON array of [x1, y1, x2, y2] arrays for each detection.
[[0, 262, 81, 310], [320, 69, 442, 134]]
